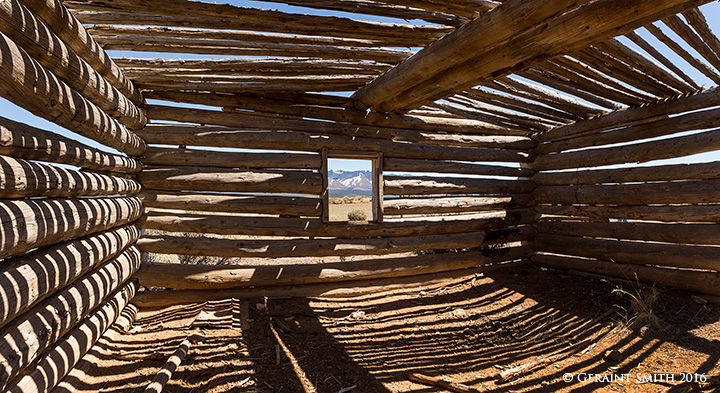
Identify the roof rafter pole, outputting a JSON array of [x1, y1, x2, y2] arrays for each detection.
[[354, 0, 713, 113], [351, 0, 591, 111]]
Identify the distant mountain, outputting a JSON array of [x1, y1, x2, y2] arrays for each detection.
[[328, 169, 372, 190]]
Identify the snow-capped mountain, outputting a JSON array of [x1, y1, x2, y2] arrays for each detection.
[[328, 169, 372, 190]]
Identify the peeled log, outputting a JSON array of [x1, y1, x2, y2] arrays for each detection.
[[0, 224, 140, 329], [533, 254, 720, 297], [138, 227, 535, 258], [140, 191, 321, 217], [5, 280, 138, 393], [537, 220, 720, 245], [0, 246, 140, 390], [384, 195, 535, 215], [0, 116, 141, 173], [0, 155, 140, 198], [384, 176, 535, 196], [138, 166, 322, 195], [536, 204, 720, 223], [141, 147, 321, 170], [0, 196, 142, 259], [135, 245, 532, 289]]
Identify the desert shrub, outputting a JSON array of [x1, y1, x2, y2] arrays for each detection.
[[347, 209, 368, 221]]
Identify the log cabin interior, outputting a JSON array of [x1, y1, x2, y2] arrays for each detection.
[[2, 0, 720, 391]]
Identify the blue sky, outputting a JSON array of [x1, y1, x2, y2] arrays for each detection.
[[1, 1, 719, 172]]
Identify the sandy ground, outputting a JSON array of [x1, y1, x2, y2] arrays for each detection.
[[53, 263, 720, 393]]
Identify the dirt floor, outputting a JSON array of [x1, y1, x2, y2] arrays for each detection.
[[52, 263, 720, 393]]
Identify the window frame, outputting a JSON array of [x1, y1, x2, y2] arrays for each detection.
[[321, 148, 383, 223]]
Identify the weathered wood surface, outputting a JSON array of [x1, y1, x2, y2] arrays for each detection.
[[647, 22, 720, 84], [132, 261, 532, 308], [0, 117, 142, 173], [625, 30, 699, 90], [0, 246, 140, 390], [138, 166, 322, 195], [5, 280, 138, 393], [351, 0, 590, 111], [138, 227, 534, 258], [138, 125, 534, 163], [663, 15, 720, 80], [534, 127, 720, 171], [144, 91, 531, 138], [518, 67, 625, 111], [147, 105, 530, 143], [135, 245, 532, 289], [383, 158, 533, 177], [0, 155, 140, 198], [20, 0, 143, 105], [0, 196, 142, 259], [0, 225, 139, 330], [140, 191, 321, 217], [0, 33, 145, 155], [538, 86, 720, 143], [537, 220, 720, 245], [537, 106, 720, 154], [66, 0, 451, 43], [141, 147, 321, 170], [136, 75, 374, 94], [534, 179, 720, 205], [533, 161, 720, 186], [534, 234, 720, 271], [117, 57, 391, 75], [385, 176, 535, 196], [384, 195, 535, 215], [533, 254, 720, 297], [141, 208, 537, 238], [353, 0, 712, 112], [0, 0, 146, 129], [144, 332, 205, 393], [95, 35, 413, 63], [536, 204, 720, 223]]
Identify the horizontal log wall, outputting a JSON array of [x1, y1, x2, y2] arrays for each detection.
[[532, 89, 720, 296], [0, 1, 145, 390], [136, 98, 537, 290]]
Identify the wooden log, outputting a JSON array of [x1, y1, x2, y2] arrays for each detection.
[[143, 332, 205, 393], [536, 204, 720, 223], [384, 195, 535, 215], [0, 224, 140, 329], [137, 76, 371, 93], [663, 15, 720, 75], [356, 0, 713, 112], [408, 373, 480, 393], [384, 176, 535, 196], [144, 90, 530, 137], [625, 30, 699, 90], [20, 0, 142, 105], [88, 25, 390, 48], [138, 125, 534, 164], [351, 0, 592, 111], [533, 127, 720, 171], [138, 227, 534, 259], [135, 245, 532, 289], [0, 196, 142, 259], [141, 208, 537, 238], [533, 234, 720, 271], [138, 166, 322, 195], [433, 99, 552, 132], [0, 155, 140, 198], [383, 157, 533, 177], [0, 0, 146, 129], [517, 68, 623, 110], [119, 58, 390, 77], [142, 147, 321, 170], [537, 86, 720, 143], [0, 32, 145, 155], [682, 9, 720, 70], [460, 88, 577, 123], [94, 35, 413, 63], [646, 23, 720, 85], [65, 0, 451, 43], [132, 261, 532, 308], [537, 220, 720, 246], [5, 280, 138, 393], [0, 246, 140, 390], [534, 161, 720, 186], [534, 179, 720, 205], [532, 254, 720, 297], [0, 116, 141, 173], [140, 191, 321, 217], [147, 104, 529, 141], [537, 106, 720, 154]]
